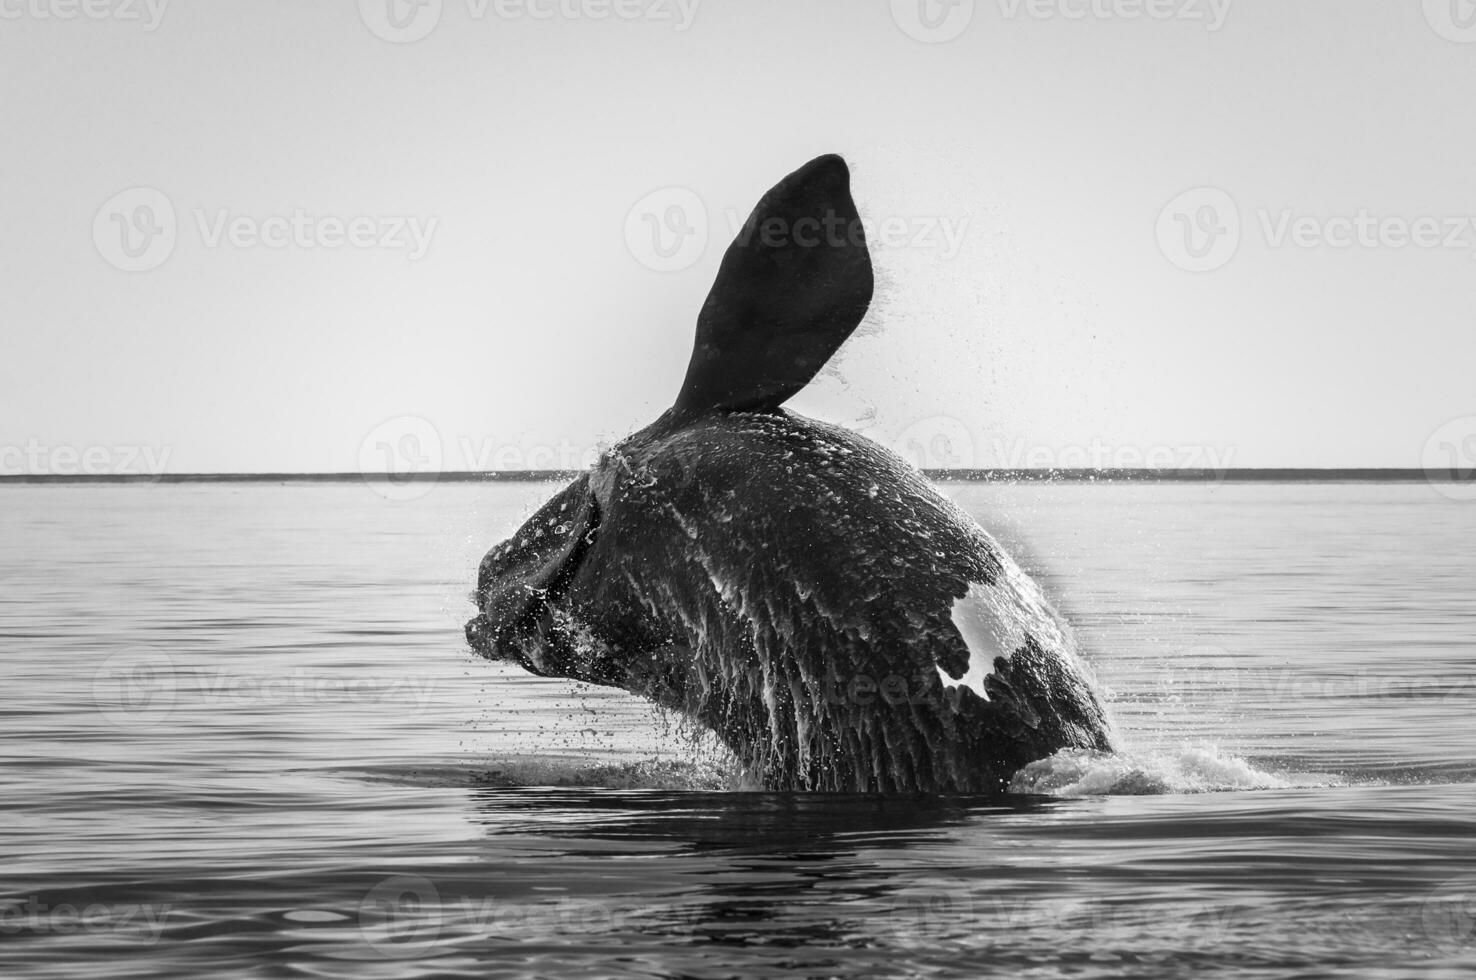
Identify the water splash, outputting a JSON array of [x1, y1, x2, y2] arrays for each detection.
[[1009, 743, 1311, 796], [473, 755, 751, 791], [465, 745, 1306, 797]]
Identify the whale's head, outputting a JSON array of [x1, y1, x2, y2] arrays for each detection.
[[465, 154, 1114, 791], [463, 470, 608, 679], [462, 440, 703, 696]]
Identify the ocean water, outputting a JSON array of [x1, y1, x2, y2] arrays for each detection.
[[2, 479, 1473, 978]]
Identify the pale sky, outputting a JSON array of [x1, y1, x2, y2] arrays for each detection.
[[3, 0, 1474, 474]]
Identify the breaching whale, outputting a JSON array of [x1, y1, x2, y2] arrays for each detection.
[[465, 154, 1115, 793]]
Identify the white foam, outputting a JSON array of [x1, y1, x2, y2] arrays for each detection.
[[1009, 743, 1297, 796]]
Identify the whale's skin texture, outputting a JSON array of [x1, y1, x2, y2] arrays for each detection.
[[466, 408, 1115, 794]]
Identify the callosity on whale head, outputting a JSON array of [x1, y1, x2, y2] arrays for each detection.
[[465, 154, 1116, 793]]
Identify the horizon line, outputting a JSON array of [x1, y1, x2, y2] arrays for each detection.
[[0, 468, 1468, 485]]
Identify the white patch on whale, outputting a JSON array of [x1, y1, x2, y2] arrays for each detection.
[[938, 582, 1022, 701], [937, 547, 1075, 702]]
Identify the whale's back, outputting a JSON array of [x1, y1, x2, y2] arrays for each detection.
[[599, 410, 1114, 792]]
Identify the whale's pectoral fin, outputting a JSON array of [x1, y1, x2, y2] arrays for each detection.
[[466, 474, 600, 659], [674, 153, 875, 416]]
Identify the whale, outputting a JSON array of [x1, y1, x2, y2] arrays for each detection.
[[465, 154, 1115, 793]]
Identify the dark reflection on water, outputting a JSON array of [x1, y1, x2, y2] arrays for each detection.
[[2, 483, 1474, 978]]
